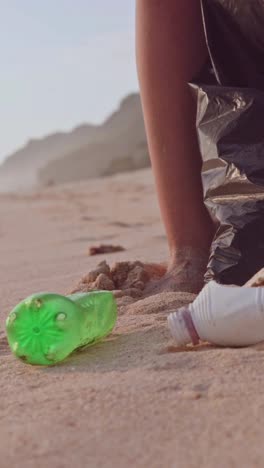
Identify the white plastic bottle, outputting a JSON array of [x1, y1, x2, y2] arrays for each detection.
[[168, 281, 264, 347]]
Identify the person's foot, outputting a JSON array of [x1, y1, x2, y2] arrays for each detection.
[[143, 247, 209, 296]]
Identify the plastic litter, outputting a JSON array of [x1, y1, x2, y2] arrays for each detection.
[[6, 290, 117, 365], [168, 280, 264, 348], [191, 1, 264, 285]]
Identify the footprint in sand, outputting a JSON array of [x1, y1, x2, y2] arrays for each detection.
[[108, 221, 145, 228]]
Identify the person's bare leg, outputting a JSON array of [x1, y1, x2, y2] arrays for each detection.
[[136, 0, 215, 294]]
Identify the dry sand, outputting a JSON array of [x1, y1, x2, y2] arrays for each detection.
[[1, 168, 264, 468]]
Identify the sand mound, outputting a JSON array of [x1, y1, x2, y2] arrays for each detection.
[[70, 260, 166, 296], [124, 291, 196, 315], [69, 259, 196, 315]]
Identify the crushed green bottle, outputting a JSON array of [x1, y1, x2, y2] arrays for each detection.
[[6, 290, 117, 366]]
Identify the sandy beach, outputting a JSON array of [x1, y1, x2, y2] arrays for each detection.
[[1, 167, 264, 468]]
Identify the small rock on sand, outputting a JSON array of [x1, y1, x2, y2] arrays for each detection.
[[88, 244, 125, 256]]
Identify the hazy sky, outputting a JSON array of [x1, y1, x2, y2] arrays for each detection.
[[0, 1, 138, 161]]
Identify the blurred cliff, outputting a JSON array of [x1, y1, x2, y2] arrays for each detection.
[[0, 93, 149, 191]]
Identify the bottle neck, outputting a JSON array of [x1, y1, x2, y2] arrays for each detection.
[[168, 306, 200, 346]]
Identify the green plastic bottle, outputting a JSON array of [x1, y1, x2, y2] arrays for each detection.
[[6, 290, 117, 366]]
